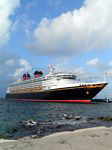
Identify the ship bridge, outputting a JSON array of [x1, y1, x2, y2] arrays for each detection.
[[56, 74, 76, 80]]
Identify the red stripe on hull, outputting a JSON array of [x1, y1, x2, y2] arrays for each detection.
[[9, 99, 91, 103]]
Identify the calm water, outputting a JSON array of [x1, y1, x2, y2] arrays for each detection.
[[1, 98, 112, 137]]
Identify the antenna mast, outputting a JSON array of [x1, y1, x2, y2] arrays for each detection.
[[104, 72, 107, 82], [48, 65, 55, 75]]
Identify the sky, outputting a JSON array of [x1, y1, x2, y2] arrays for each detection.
[[0, 0, 112, 98]]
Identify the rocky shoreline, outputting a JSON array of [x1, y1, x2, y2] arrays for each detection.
[[3, 115, 112, 140], [1, 126, 112, 150]]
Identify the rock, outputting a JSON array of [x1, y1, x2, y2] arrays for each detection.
[[8, 127, 18, 134], [97, 116, 112, 122], [74, 116, 81, 121], [0, 133, 6, 139], [84, 117, 95, 122], [48, 120, 52, 123], [49, 113, 52, 116], [30, 135, 38, 139], [56, 124, 63, 129], [22, 119, 38, 128], [63, 114, 74, 120]]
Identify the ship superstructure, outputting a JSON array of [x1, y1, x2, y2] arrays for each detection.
[[6, 67, 108, 102]]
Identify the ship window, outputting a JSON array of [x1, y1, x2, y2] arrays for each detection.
[[57, 75, 76, 80]]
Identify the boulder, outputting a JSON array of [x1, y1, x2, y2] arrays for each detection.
[[74, 116, 81, 121], [63, 114, 74, 120], [22, 119, 38, 128], [97, 116, 112, 122]]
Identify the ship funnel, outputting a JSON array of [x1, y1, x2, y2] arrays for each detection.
[[34, 70, 43, 78]]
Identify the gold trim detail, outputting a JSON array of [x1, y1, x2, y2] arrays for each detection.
[[10, 83, 107, 94]]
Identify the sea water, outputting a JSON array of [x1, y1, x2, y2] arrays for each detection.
[[1, 98, 112, 138]]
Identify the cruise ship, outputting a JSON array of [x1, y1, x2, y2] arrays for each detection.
[[6, 67, 108, 102]]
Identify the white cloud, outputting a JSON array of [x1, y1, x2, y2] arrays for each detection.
[[23, 19, 36, 38], [5, 59, 16, 66], [86, 58, 101, 67], [86, 58, 112, 80], [30, 0, 112, 56], [0, 0, 20, 48], [109, 61, 112, 66], [13, 59, 32, 79], [73, 67, 85, 75], [106, 69, 112, 77], [86, 58, 112, 72], [72, 67, 100, 81], [0, 56, 33, 96], [11, 19, 20, 32], [12, 14, 36, 38], [19, 59, 32, 71]]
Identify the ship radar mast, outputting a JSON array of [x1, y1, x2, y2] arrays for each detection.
[[48, 65, 55, 75], [104, 72, 107, 82]]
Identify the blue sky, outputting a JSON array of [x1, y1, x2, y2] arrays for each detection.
[[0, 0, 112, 97]]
